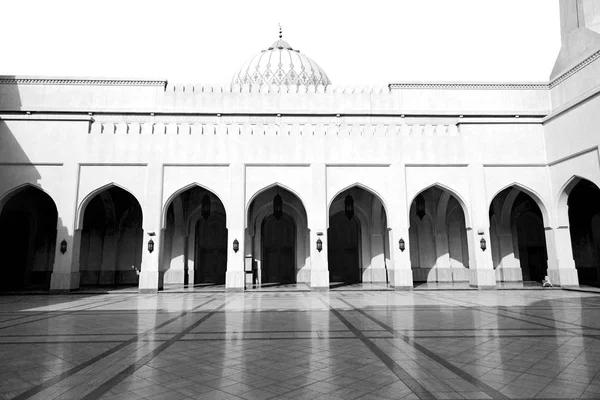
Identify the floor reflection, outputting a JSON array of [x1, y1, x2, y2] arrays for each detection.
[[1, 290, 600, 399]]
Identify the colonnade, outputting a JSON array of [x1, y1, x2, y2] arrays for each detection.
[[0, 166, 598, 292]]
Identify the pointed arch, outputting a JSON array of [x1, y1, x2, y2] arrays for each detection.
[[327, 182, 389, 221], [0, 183, 57, 216], [488, 182, 550, 228], [77, 183, 142, 230], [246, 182, 308, 229], [409, 183, 471, 229], [556, 175, 600, 227], [162, 183, 227, 229]]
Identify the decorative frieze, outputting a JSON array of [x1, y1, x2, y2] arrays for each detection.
[[89, 122, 460, 137], [0, 77, 167, 86]]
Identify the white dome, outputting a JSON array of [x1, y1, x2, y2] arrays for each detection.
[[232, 38, 331, 88]]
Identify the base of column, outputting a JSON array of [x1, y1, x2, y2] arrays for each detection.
[[226, 270, 245, 291], [363, 268, 388, 283], [548, 268, 579, 287], [310, 269, 329, 291], [469, 269, 497, 289], [495, 267, 523, 282], [297, 268, 310, 284], [163, 269, 186, 285], [389, 269, 413, 290], [412, 268, 454, 282], [50, 272, 79, 293], [139, 270, 164, 292]]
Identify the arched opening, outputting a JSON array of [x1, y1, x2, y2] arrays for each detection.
[[262, 214, 295, 284], [409, 186, 469, 283], [247, 185, 308, 288], [489, 187, 549, 284], [567, 179, 600, 286], [0, 187, 57, 291], [164, 186, 227, 287], [79, 186, 143, 287], [328, 186, 389, 286], [328, 212, 360, 284], [194, 213, 227, 284]]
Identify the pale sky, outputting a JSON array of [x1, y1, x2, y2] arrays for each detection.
[[0, 0, 560, 85]]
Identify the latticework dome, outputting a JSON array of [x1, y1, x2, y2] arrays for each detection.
[[232, 36, 331, 88]]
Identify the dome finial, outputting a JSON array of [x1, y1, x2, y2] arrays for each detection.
[[278, 23, 282, 39]]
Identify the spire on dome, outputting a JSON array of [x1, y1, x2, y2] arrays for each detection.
[[278, 23, 282, 39]]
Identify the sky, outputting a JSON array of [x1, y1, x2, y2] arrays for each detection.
[[0, 0, 561, 85]]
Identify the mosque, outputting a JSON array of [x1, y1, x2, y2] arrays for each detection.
[[0, 1, 599, 293]]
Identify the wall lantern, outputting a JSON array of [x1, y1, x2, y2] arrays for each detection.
[[60, 239, 67, 254], [416, 194, 426, 220], [480, 237, 487, 252], [316, 238, 323, 252], [201, 194, 211, 220], [148, 239, 154, 253], [398, 238, 405, 252], [273, 193, 283, 220], [233, 239, 239, 253], [344, 193, 354, 220]]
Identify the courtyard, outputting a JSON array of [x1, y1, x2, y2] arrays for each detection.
[[1, 290, 600, 399]]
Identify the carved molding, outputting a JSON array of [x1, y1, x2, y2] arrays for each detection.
[[549, 49, 600, 89], [0, 78, 167, 87], [389, 82, 549, 91]]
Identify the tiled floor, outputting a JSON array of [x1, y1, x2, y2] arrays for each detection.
[[1, 291, 600, 399]]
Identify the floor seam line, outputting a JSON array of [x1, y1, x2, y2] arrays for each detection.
[[319, 296, 436, 400], [11, 295, 217, 400], [337, 298, 510, 400]]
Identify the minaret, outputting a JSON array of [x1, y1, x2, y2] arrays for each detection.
[[551, 0, 600, 79]]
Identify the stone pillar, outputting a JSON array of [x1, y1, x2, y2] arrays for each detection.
[[164, 198, 186, 286], [370, 232, 387, 282], [244, 230, 253, 287], [99, 231, 118, 284], [545, 226, 579, 286], [388, 163, 413, 290], [139, 162, 163, 293], [467, 164, 496, 289], [434, 231, 452, 282], [50, 162, 80, 293], [496, 228, 523, 281], [225, 163, 245, 291], [309, 163, 329, 290], [186, 233, 195, 284]]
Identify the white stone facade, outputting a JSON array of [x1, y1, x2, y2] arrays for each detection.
[[1, 2, 600, 293]]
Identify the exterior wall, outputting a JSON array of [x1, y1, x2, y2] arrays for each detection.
[[1, 60, 599, 291]]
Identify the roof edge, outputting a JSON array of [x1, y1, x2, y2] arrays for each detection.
[[0, 76, 168, 87]]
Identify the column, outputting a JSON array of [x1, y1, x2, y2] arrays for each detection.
[[369, 202, 387, 283], [545, 226, 579, 286], [434, 231, 452, 281], [139, 162, 163, 293], [496, 228, 522, 281], [164, 197, 185, 286], [467, 164, 496, 289], [309, 163, 329, 290], [50, 161, 80, 293], [99, 231, 118, 284], [186, 232, 195, 284], [225, 162, 245, 291], [388, 163, 413, 290]]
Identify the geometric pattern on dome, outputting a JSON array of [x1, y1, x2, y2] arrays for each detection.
[[232, 38, 331, 87]]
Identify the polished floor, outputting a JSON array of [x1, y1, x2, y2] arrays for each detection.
[[1, 291, 600, 399]]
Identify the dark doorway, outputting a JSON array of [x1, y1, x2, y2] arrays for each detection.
[[262, 214, 295, 284], [328, 212, 360, 284], [514, 193, 548, 283], [568, 179, 600, 286], [79, 187, 142, 286], [0, 187, 57, 291], [194, 214, 227, 284]]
